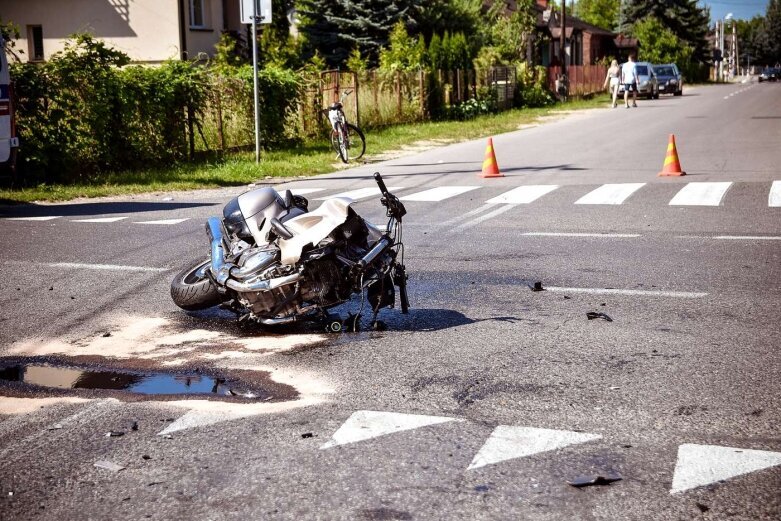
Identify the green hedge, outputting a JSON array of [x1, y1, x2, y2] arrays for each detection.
[[11, 34, 303, 183]]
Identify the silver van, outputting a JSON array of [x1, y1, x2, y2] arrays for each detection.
[[0, 34, 19, 170]]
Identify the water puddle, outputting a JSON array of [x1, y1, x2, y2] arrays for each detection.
[[0, 362, 284, 400]]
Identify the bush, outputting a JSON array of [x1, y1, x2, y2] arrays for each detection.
[[10, 33, 304, 183]]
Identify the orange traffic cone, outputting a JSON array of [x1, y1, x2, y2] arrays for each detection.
[[480, 137, 503, 178], [658, 134, 686, 176]]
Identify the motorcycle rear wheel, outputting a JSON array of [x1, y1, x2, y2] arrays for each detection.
[[171, 259, 221, 311]]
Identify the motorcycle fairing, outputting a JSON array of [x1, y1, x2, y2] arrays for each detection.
[[278, 197, 353, 265]]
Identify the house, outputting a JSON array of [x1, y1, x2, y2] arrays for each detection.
[[0, 0, 244, 63], [488, 0, 637, 66]]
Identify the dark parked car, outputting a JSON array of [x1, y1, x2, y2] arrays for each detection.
[[758, 68, 779, 82], [653, 63, 683, 96]]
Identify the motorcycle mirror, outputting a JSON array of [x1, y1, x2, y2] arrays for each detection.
[[269, 217, 294, 240]]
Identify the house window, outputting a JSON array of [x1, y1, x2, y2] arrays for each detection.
[[28, 25, 44, 61], [190, 0, 205, 28]]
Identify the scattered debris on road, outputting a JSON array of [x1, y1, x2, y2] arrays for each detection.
[[567, 472, 622, 488], [586, 312, 613, 322], [94, 460, 125, 472]]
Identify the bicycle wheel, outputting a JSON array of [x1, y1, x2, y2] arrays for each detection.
[[333, 124, 348, 163], [345, 123, 366, 161]]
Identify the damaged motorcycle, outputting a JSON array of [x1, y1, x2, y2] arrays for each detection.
[[171, 173, 408, 332]]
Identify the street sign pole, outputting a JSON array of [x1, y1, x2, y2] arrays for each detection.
[[240, 0, 271, 164], [251, 0, 260, 163]]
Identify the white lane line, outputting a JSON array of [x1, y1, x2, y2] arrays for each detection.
[[713, 236, 781, 240], [669, 182, 733, 206], [440, 203, 499, 226], [46, 262, 169, 272], [486, 185, 559, 205], [3, 216, 62, 221], [454, 204, 515, 230], [522, 232, 640, 238], [133, 218, 190, 225], [400, 186, 479, 202], [671, 444, 781, 494], [315, 186, 403, 201], [575, 183, 646, 205], [769, 180, 781, 207], [468, 426, 601, 470], [71, 217, 128, 223], [320, 410, 461, 450], [545, 287, 707, 298], [285, 188, 325, 196]]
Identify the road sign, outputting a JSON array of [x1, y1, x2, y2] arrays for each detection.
[[240, 0, 272, 24]]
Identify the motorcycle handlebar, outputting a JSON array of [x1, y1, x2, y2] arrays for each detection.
[[374, 172, 389, 195]]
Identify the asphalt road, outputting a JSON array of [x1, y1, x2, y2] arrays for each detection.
[[0, 81, 779, 520]]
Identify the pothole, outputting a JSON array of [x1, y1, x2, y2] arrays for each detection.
[[0, 358, 299, 402]]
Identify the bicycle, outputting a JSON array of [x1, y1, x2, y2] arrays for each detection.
[[324, 90, 366, 163]]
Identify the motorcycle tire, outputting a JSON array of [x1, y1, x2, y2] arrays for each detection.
[[170, 259, 221, 311]]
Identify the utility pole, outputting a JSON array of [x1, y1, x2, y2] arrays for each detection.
[[560, 0, 566, 78]]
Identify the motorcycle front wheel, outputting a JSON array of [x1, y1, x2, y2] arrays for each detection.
[[170, 259, 222, 311]]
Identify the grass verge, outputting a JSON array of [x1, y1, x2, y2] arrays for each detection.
[[0, 97, 608, 204]]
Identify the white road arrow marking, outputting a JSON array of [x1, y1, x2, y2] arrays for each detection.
[[670, 443, 781, 494], [320, 410, 460, 449], [769, 180, 781, 207], [467, 425, 601, 470]]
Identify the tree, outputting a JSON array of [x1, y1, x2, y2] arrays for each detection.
[[621, 0, 711, 63], [633, 17, 691, 65], [766, 0, 781, 64], [378, 21, 426, 72], [573, 0, 620, 31], [296, 0, 421, 67], [413, 0, 483, 41]]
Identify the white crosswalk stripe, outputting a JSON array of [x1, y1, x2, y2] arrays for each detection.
[[486, 185, 559, 204], [669, 182, 733, 206], [133, 218, 190, 225], [575, 183, 645, 205], [286, 188, 326, 196], [314, 187, 403, 201], [71, 217, 128, 223], [400, 186, 479, 202], [3, 216, 61, 221]]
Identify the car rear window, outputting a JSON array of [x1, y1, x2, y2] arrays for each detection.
[[636, 65, 648, 75]]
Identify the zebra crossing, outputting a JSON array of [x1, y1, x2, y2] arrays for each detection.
[[292, 180, 781, 208], [2, 180, 779, 225]]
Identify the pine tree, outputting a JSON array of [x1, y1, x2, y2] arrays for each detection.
[[296, 0, 421, 67], [621, 0, 711, 63]]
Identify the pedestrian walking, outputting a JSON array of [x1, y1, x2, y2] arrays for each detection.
[[620, 55, 639, 108], [604, 59, 621, 108]]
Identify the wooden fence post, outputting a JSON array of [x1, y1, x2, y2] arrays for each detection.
[[396, 70, 402, 120]]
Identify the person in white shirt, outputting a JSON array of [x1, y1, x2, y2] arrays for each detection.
[[620, 54, 639, 108]]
